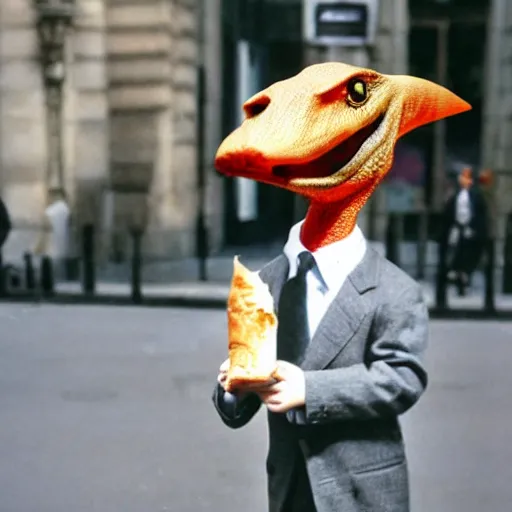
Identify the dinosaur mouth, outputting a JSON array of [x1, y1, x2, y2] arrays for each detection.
[[272, 114, 384, 181]]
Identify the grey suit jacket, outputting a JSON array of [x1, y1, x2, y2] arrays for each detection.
[[212, 247, 429, 512]]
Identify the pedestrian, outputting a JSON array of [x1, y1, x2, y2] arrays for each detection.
[[207, 61, 469, 511], [34, 189, 71, 281], [442, 166, 488, 293], [0, 196, 11, 250]]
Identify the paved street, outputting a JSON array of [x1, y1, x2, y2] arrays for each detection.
[[0, 305, 511, 512]]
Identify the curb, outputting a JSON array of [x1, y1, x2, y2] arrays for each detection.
[[2, 293, 512, 320], [428, 307, 512, 321], [0, 292, 228, 310]]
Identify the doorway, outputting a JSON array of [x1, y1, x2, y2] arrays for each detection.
[[221, 38, 302, 247], [408, 11, 488, 210]]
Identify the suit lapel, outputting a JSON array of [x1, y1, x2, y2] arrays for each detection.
[[258, 254, 289, 315], [258, 248, 381, 371], [301, 247, 381, 371], [260, 254, 300, 363]]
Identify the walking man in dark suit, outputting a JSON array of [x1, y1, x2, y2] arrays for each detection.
[[442, 167, 488, 293]]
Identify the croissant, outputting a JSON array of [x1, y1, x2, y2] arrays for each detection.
[[225, 256, 278, 392]]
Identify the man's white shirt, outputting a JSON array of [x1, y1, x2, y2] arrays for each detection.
[[271, 219, 367, 423], [283, 220, 367, 339], [449, 189, 473, 245], [455, 188, 471, 226]]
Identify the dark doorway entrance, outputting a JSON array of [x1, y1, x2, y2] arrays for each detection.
[[408, 2, 489, 211], [256, 42, 302, 244], [222, 38, 302, 247], [445, 21, 486, 167]]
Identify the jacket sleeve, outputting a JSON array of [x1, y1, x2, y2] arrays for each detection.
[[302, 284, 429, 425], [212, 383, 262, 429], [471, 190, 489, 239]]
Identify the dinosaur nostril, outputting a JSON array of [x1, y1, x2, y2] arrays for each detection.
[[243, 95, 271, 119]]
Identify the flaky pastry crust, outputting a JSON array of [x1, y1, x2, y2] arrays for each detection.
[[225, 257, 278, 392]]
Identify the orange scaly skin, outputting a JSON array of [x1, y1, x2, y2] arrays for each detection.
[[214, 62, 471, 251]]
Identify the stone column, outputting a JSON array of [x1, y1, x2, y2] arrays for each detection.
[[169, 0, 200, 256], [481, 0, 512, 257], [68, 0, 110, 229], [106, 0, 174, 259], [202, 0, 224, 252], [0, 0, 47, 261], [105, 0, 202, 260], [52, 0, 111, 264]]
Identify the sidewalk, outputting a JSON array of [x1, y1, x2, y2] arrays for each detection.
[[3, 243, 512, 317], [50, 278, 512, 310]]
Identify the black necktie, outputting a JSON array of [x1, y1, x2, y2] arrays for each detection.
[[277, 251, 316, 365]]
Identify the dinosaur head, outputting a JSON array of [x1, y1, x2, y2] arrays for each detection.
[[215, 62, 471, 205]]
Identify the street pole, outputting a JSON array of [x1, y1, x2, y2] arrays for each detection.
[[33, 0, 76, 198], [432, 19, 449, 212], [196, 0, 208, 281]]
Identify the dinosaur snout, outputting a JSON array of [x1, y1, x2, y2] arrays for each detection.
[[215, 145, 270, 178]]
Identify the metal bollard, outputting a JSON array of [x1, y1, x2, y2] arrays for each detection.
[[131, 229, 142, 304], [435, 238, 448, 310], [416, 210, 428, 280], [24, 252, 36, 290], [196, 214, 208, 282], [503, 213, 512, 294], [385, 213, 400, 266], [195, 63, 209, 282], [82, 224, 95, 295], [484, 237, 496, 313], [0, 252, 5, 297], [40, 256, 54, 296]]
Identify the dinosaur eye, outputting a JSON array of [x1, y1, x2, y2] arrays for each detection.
[[347, 79, 368, 105]]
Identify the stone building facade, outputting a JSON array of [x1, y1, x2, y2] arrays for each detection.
[[0, 0, 224, 264], [481, 0, 512, 244]]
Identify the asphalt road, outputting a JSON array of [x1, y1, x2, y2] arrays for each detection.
[[0, 304, 511, 512]]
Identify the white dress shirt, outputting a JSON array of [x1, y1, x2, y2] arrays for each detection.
[[283, 220, 367, 339], [449, 189, 473, 246], [455, 188, 471, 226], [280, 220, 367, 424]]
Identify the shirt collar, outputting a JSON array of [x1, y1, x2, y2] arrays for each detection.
[[283, 220, 367, 292]]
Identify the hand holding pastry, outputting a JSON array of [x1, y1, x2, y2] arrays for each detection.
[[255, 361, 306, 414]]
